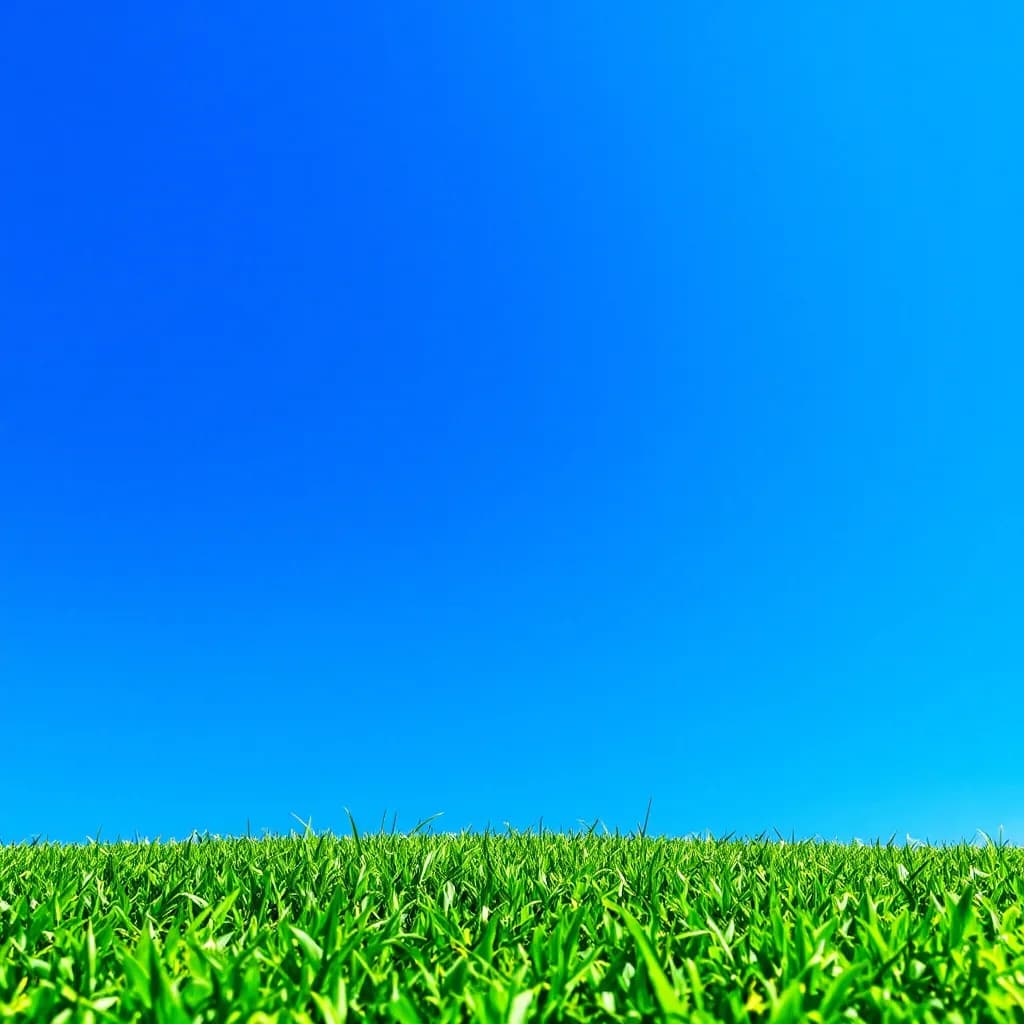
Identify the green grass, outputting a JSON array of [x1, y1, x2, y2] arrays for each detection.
[[2, 828, 1024, 1022]]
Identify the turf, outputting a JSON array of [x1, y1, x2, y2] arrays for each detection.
[[1, 829, 1023, 1022]]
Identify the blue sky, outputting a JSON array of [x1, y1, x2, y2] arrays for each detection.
[[2, 4, 1022, 843]]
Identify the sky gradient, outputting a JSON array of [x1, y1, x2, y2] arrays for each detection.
[[3, 4, 1023, 843]]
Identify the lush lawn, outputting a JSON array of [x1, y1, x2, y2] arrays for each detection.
[[1, 828, 1022, 1021]]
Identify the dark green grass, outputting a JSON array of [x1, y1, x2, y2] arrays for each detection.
[[2, 829, 1023, 1022]]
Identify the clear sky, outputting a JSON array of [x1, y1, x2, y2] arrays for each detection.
[[3, 4, 1022, 844]]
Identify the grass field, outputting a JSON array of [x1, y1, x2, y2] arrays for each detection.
[[2, 827, 1023, 1022]]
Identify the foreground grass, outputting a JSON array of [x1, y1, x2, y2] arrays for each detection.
[[2, 831, 1024, 1022]]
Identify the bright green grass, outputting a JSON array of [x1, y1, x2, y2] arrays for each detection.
[[2, 829, 1023, 1022]]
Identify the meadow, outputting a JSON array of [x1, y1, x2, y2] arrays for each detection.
[[2, 825, 1023, 1022]]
